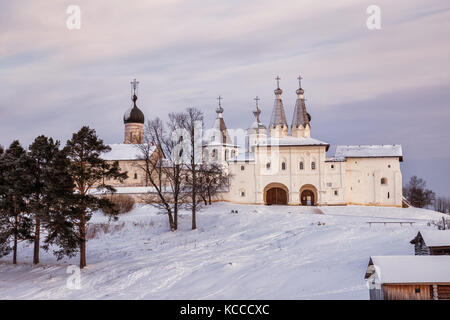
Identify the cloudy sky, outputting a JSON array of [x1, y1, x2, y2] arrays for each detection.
[[0, 1, 449, 195]]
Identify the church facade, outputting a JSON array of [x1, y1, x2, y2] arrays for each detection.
[[102, 77, 403, 207]]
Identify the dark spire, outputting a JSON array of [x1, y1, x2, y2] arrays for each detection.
[[291, 75, 310, 128], [269, 76, 287, 127]]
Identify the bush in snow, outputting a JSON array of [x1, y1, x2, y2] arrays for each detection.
[[102, 194, 135, 215]]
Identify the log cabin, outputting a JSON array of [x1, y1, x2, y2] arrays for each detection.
[[410, 230, 450, 255], [364, 256, 450, 300]]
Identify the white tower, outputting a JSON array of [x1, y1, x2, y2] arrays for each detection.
[[247, 96, 267, 151]]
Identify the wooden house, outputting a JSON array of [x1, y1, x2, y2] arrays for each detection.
[[364, 256, 450, 300], [410, 230, 450, 255]]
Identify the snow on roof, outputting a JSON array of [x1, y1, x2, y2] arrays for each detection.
[[335, 144, 403, 161], [229, 152, 255, 162], [366, 256, 450, 284], [100, 144, 155, 161], [256, 136, 329, 150], [418, 230, 450, 247]]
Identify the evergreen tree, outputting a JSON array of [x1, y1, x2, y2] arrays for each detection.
[[403, 176, 435, 208], [28, 136, 79, 264], [0, 141, 34, 264], [64, 126, 127, 268]]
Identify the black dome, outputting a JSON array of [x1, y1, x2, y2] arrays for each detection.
[[123, 94, 145, 124]]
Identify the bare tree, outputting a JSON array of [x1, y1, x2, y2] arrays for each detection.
[[176, 108, 204, 230], [198, 162, 231, 205], [434, 196, 450, 214], [137, 117, 186, 231]]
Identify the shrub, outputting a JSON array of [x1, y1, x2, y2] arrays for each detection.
[[102, 194, 135, 215]]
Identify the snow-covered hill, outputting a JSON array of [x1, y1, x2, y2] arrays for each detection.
[[0, 203, 445, 299]]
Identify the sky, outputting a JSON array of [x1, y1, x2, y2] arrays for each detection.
[[0, 1, 449, 195]]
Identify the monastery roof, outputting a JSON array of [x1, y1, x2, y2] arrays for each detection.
[[365, 256, 450, 284], [100, 144, 155, 161], [256, 136, 329, 151], [413, 230, 450, 247], [335, 144, 403, 161]]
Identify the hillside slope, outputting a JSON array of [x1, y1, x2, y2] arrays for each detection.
[[0, 203, 445, 299]]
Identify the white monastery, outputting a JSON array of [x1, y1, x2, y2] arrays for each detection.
[[102, 77, 404, 207]]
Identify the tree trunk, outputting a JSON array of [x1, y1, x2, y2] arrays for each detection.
[[13, 232, 17, 265], [79, 213, 87, 269], [173, 201, 178, 231], [33, 216, 40, 265], [208, 188, 212, 205], [13, 196, 18, 264]]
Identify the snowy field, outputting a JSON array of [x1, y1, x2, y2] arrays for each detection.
[[0, 203, 446, 300]]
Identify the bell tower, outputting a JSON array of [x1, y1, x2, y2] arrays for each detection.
[[123, 79, 145, 144]]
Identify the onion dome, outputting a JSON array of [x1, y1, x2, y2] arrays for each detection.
[[124, 79, 145, 124], [124, 95, 145, 124]]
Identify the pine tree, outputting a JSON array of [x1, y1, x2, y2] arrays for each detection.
[[64, 126, 127, 268], [41, 146, 80, 260], [28, 135, 79, 264], [0, 141, 34, 264]]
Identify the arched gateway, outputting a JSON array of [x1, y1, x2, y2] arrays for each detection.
[[300, 184, 318, 206], [264, 183, 289, 205]]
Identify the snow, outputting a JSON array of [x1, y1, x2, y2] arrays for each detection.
[[100, 144, 154, 161], [0, 203, 446, 299], [88, 186, 170, 195], [256, 136, 329, 148], [419, 230, 450, 247], [368, 255, 450, 284], [335, 145, 402, 161]]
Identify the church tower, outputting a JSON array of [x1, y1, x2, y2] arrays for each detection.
[[269, 76, 289, 138], [247, 96, 267, 150], [123, 79, 144, 144], [291, 75, 311, 138]]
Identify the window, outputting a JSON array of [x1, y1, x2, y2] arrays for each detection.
[[225, 149, 229, 161], [179, 149, 183, 157], [211, 136, 215, 142], [415, 288, 421, 293], [388, 164, 391, 168], [381, 177, 387, 185], [266, 162, 271, 169], [311, 162, 316, 170], [387, 192, 390, 199], [331, 164, 334, 169], [240, 190, 246, 197], [334, 190, 338, 196], [212, 149, 217, 159], [327, 183, 332, 187], [281, 162, 286, 170], [231, 150, 236, 158], [134, 173, 138, 179], [240, 165, 245, 171], [299, 162, 304, 170]]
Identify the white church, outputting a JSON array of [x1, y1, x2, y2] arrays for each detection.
[[103, 77, 404, 207]]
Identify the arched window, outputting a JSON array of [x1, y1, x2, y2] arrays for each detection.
[[212, 149, 217, 160], [311, 161, 316, 170], [299, 162, 304, 170], [281, 162, 286, 170], [240, 165, 245, 171], [387, 192, 390, 199], [266, 162, 271, 170], [179, 149, 183, 157], [240, 190, 246, 197], [134, 173, 138, 179], [381, 177, 387, 185]]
